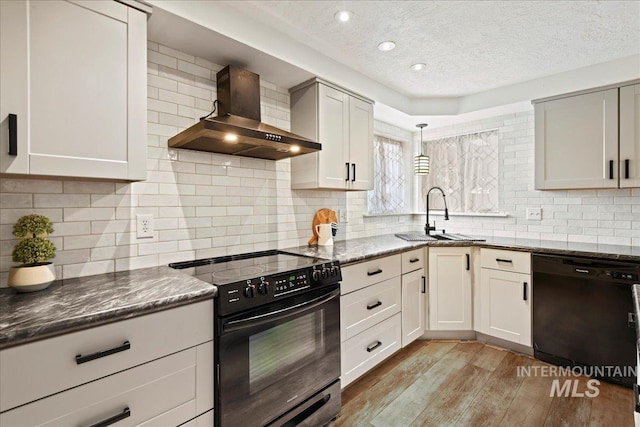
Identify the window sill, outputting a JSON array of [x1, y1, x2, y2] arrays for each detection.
[[363, 211, 509, 218]]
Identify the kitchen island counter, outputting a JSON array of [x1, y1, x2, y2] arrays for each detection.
[[0, 266, 215, 350]]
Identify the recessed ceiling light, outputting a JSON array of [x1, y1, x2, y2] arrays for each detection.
[[334, 10, 352, 22], [377, 41, 396, 52], [410, 63, 427, 71]]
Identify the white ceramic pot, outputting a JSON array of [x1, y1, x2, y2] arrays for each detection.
[[7, 263, 56, 293]]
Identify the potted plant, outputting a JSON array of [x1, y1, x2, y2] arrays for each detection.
[[7, 214, 57, 292]]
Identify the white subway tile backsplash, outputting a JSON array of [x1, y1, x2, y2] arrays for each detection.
[[1, 43, 638, 287]]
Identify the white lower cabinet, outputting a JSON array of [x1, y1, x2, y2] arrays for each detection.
[[341, 313, 402, 388], [428, 247, 472, 331], [479, 248, 532, 346], [401, 268, 426, 347], [0, 300, 214, 426]]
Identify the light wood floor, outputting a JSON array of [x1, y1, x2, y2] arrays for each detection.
[[331, 340, 634, 427]]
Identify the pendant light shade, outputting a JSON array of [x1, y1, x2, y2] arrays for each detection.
[[414, 123, 430, 175]]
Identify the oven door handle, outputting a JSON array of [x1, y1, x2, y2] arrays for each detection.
[[223, 288, 340, 333]]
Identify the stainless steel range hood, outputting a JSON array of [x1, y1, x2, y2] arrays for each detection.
[[168, 66, 321, 160]]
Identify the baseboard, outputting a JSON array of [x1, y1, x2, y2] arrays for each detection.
[[419, 330, 476, 340], [419, 330, 534, 356]]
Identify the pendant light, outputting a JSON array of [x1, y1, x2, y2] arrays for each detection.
[[414, 123, 430, 175]]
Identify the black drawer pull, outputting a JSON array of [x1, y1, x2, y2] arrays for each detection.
[[76, 341, 131, 365], [89, 407, 130, 427], [523, 282, 528, 301], [352, 163, 356, 182], [625, 159, 630, 179], [367, 301, 382, 310], [496, 258, 513, 264], [422, 276, 426, 294], [366, 341, 382, 352], [409, 258, 420, 263], [609, 160, 614, 179], [466, 254, 470, 271], [367, 269, 382, 276], [8, 113, 17, 155], [345, 163, 350, 181]]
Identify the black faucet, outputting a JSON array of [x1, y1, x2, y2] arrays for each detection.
[[425, 186, 450, 235]]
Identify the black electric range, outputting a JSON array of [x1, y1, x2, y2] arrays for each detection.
[[170, 250, 342, 427]]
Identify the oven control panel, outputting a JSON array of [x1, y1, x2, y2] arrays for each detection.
[[217, 261, 341, 316]]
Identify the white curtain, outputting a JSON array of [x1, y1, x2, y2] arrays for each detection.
[[368, 135, 406, 214], [421, 130, 498, 213]]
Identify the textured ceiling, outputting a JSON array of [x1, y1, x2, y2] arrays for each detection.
[[222, 0, 640, 97]]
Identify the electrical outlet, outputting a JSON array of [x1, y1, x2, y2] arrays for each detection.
[[136, 214, 154, 238], [338, 209, 348, 223], [526, 208, 542, 221]]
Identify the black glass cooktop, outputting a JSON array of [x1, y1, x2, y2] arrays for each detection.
[[169, 250, 324, 286]]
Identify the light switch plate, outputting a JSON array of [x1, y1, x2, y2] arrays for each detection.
[[136, 214, 154, 238], [338, 209, 348, 223], [526, 207, 542, 220]]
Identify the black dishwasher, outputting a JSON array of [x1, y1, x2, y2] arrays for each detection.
[[533, 254, 638, 388]]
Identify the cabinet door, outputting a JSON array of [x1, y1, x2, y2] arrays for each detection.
[[535, 89, 618, 189], [348, 96, 373, 190], [401, 269, 425, 347], [620, 83, 640, 188], [428, 247, 472, 330], [317, 84, 349, 189], [0, 0, 146, 180], [480, 269, 531, 346]]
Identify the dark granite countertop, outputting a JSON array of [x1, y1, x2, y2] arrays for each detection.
[[282, 234, 640, 265], [0, 266, 216, 350]]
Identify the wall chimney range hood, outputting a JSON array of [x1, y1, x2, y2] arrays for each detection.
[[168, 66, 321, 160]]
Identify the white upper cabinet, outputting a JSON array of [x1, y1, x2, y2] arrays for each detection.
[[620, 83, 640, 188], [534, 80, 640, 190], [534, 89, 619, 190], [0, 0, 148, 180], [290, 79, 373, 190]]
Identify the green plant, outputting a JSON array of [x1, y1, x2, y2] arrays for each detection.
[[11, 214, 56, 265]]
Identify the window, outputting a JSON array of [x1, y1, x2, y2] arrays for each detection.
[[419, 129, 498, 213], [368, 135, 406, 214]]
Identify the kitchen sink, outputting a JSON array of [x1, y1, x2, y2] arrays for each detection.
[[395, 233, 484, 242]]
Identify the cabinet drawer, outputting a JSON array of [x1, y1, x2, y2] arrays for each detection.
[[341, 313, 402, 388], [480, 248, 531, 274], [341, 277, 401, 342], [341, 254, 401, 294], [0, 300, 213, 412], [402, 249, 424, 273], [0, 348, 197, 427]]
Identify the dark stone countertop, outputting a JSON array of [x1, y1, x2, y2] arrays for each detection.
[[282, 234, 640, 265], [0, 266, 216, 350]]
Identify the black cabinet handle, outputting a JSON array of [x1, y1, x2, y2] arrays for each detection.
[[629, 313, 636, 329], [409, 258, 420, 263], [367, 301, 382, 310], [496, 258, 513, 264], [422, 276, 426, 294], [89, 407, 130, 427], [634, 384, 640, 413], [352, 163, 356, 182], [76, 341, 131, 365], [367, 269, 382, 276], [8, 114, 17, 156], [523, 282, 528, 301], [345, 163, 350, 181], [366, 341, 382, 352], [625, 159, 630, 179], [609, 160, 614, 179], [466, 254, 470, 271]]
